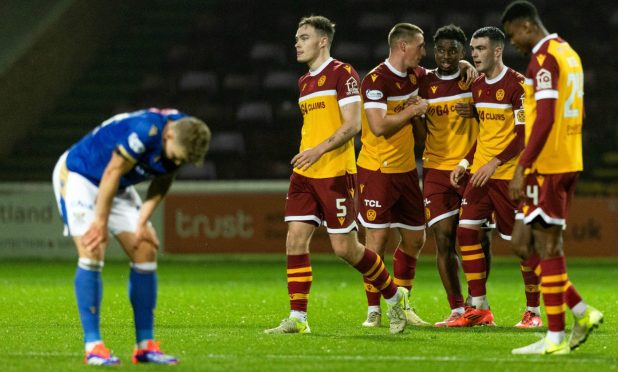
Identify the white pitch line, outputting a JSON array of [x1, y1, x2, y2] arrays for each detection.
[[3, 351, 81, 357], [205, 353, 615, 365]]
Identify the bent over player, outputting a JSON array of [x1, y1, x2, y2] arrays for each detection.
[[265, 15, 409, 335], [52, 108, 211, 365], [502, 1, 603, 355]]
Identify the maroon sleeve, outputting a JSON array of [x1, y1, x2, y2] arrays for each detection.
[[465, 142, 477, 164], [361, 71, 388, 106], [336, 64, 360, 101], [497, 125, 524, 163], [519, 99, 555, 168]]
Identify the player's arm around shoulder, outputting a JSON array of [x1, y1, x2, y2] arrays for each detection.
[[82, 151, 136, 251], [365, 97, 427, 138]]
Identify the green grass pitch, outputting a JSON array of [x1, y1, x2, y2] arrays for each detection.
[[0, 255, 616, 371]]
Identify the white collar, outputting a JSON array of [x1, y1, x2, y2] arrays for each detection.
[[309, 57, 333, 76], [384, 59, 407, 78], [435, 69, 460, 80], [532, 33, 558, 54], [484, 66, 508, 85]]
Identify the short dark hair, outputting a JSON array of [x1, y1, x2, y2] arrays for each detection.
[[501, 1, 539, 24], [472, 26, 505, 47], [433, 24, 467, 47], [298, 15, 335, 45], [388, 23, 423, 48]]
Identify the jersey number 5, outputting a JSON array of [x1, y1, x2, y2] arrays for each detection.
[[335, 198, 347, 217]]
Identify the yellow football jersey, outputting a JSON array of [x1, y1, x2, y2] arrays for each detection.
[[296, 58, 360, 178], [357, 61, 421, 173], [471, 67, 525, 179], [418, 70, 479, 170], [522, 34, 583, 174]]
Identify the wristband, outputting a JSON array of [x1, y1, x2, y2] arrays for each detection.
[[458, 159, 470, 169]]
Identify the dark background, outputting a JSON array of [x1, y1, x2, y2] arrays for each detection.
[[0, 0, 616, 195]]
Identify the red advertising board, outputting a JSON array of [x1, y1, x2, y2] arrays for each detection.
[[163, 194, 618, 256]]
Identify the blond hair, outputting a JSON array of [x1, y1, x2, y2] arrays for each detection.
[[388, 23, 423, 48], [173, 117, 211, 164]]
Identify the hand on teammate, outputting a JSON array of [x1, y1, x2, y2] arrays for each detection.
[[459, 60, 478, 88], [405, 96, 428, 117], [454, 102, 475, 118]]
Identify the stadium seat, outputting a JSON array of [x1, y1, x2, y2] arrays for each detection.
[[249, 42, 287, 66], [208, 131, 246, 155], [236, 101, 273, 124], [177, 160, 217, 180], [400, 11, 437, 33], [333, 41, 371, 67], [441, 11, 478, 33], [178, 71, 218, 95], [357, 12, 395, 31]]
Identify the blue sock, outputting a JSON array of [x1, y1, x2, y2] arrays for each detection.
[[129, 265, 157, 344], [74, 266, 102, 343]]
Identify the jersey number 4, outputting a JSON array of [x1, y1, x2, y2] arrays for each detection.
[[526, 185, 539, 206]]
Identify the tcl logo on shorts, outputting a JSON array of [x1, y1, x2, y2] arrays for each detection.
[[364, 199, 382, 207]]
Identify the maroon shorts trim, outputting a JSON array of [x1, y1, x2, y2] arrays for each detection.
[[284, 172, 358, 233], [521, 172, 579, 226], [356, 166, 425, 229]]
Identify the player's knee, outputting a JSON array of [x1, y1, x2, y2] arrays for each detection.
[[132, 243, 158, 263], [330, 235, 360, 262], [401, 232, 425, 256], [510, 235, 529, 260], [433, 228, 455, 254], [285, 231, 309, 254]]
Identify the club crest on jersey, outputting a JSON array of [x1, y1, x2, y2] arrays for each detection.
[[365, 89, 383, 100], [516, 109, 525, 123], [536, 68, 552, 90], [149, 125, 158, 136], [366, 209, 377, 222], [370, 73, 378, 82], [317, 75, 327, 87], [430, 86, 438, 94], [496, 89, 505, 101], [458, 80, 467, 90], [128, 132, 145, 154], [409, 74, 417, 85], [345, 76, 359, 95]]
